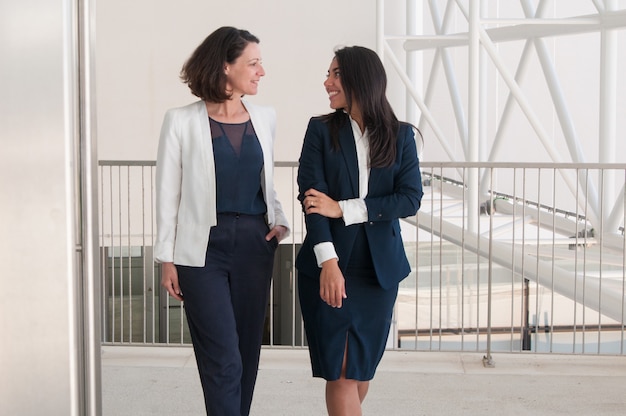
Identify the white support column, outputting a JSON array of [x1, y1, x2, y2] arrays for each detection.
[[600, 0, 618, 233], [0, 0, 101, 414], [78, 0, 102, 413], [406, 0, 419, 126], [376, 0, 384, 60], [479, 1, 488, 164], [467, 0, 481, 232]]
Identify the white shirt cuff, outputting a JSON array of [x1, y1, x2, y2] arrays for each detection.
[[339, 198, 368, 226], [313, 242, 338, 267]]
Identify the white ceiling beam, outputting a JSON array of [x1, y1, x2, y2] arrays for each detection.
[[402, 9, 626, 51]]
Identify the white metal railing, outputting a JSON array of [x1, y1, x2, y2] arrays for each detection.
[[98, 160, 626, 357]]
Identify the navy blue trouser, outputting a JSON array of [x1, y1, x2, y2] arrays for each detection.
[[177, 213, 277, 416]]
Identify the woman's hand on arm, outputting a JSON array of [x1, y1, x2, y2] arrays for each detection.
[[319, 258, 347, 308], [303, 188, 343, 218], [161, 262, 183, 301]]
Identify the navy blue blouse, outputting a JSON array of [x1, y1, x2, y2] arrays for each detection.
[[210, 117, 267, 215]]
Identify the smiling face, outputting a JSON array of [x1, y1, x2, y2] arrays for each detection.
[[225, 42, 265, 96], [324, 57, 348, 110]]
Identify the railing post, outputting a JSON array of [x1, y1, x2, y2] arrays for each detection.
[[143, 246, 155, 343], [483, 167, 495, 367], [522, 278, 531, 350]]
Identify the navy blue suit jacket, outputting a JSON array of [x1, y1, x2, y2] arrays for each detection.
[[295, 115, 423, 290]]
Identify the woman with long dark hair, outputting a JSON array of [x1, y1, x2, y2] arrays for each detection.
[[296, 45, 423, 415]]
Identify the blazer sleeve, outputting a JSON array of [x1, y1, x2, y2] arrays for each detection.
[[364, 124, 423, 221], [154, 109, 182, 263], [297, 118, 334, 246]]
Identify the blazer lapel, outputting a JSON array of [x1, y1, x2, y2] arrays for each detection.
[[195, 100, 215, 185], [338, 124, 359, 197]]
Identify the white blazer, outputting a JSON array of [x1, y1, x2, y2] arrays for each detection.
[[155, 99, 290, 266]]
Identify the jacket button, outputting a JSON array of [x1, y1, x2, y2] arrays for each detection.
[[369, 221, 374, 225]]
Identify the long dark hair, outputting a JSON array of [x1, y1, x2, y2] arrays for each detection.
[[180, 26, 259, 102], [323, 46, 398, 168]]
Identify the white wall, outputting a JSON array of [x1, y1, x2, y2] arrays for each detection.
[[96, 0, 378, 162], [96, 1, 626, 165]]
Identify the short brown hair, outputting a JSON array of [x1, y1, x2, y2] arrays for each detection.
[[180, 26, 260, 102]]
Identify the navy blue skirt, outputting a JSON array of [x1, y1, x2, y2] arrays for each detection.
[[298, 226, 398, 381]]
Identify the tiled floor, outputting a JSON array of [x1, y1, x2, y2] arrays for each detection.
[[102, 346, 626, 415]]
